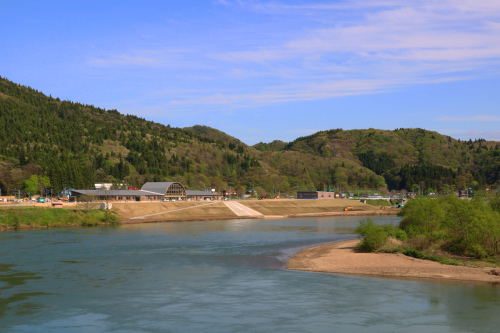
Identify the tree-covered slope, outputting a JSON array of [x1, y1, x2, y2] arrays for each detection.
[[0, 76, 498, 197], [254, 128, 499, 192]]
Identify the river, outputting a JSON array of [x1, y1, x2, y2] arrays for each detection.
[[1, 216, 499, 332]]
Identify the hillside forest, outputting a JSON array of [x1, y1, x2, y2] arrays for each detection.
[[0, 76, 498, 197]]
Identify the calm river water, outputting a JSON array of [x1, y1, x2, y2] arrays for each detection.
[[1, 216, 500, 332]]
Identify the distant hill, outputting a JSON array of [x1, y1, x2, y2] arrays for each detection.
[[0, 76, 498, 196]]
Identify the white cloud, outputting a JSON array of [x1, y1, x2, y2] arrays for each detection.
[[437, 115, 500, 122], [89, 1, 500, 110], [205, 0, 500, 108], [87, 48, 205, 69], [436, 128, 500, 141]]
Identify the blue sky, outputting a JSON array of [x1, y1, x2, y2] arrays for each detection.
[[1, 0, 500, 144]]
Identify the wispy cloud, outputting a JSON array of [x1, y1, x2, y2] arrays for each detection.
[[436, 128, 500, 141], [437, 115, 500, 122], [200, 0, 500, 107], [85, 1, 500, 112], [87, 48, 205, 69]]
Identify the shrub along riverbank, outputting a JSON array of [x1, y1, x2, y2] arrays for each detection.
[[0, 207, 121, 230], [356, 194, 500, 266]]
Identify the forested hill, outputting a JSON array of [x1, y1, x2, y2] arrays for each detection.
[[254, 128, 499, 191], [0, 76, 498, 197]]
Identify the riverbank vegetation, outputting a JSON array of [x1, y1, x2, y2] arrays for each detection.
[[356, 194, 500, 266], [0, 207, 121, 230], [364, 199, 392, 207]]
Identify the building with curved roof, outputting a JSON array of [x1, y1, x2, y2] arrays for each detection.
[[141, 182, 186, 200], [70, 182, 221, 202]]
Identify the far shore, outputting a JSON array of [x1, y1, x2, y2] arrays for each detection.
[[287, 239, 500, 284], [1, 210, 397, 231], [119, 209, 397, 224]]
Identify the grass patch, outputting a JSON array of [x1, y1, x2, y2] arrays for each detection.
[[154, 202, 237, 218], [112, 202, 210, 218], [240, 199, 376, 215], [0, 207, 121, 230], [364, 199, 392, 207], [402, 249, 462, 266]]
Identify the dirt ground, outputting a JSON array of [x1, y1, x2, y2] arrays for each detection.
[[287, 239, 500, 284]]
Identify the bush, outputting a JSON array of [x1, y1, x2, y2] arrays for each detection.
[[403, 249, 424, 259], [399, 195, 500, 259], [358, 228, 388, 252], [0, 207, 121, 229], [399, 197, 445, 235], [355, 218, 400, 252], [382, 224, 407, 241], [407, 234, 434, 251], [489, 193, 500, 213]]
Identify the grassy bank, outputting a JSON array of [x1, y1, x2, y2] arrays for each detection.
[[0, 207, 121, 230], [240, 199, 377, 215], [364, 199, 392, 207], [355, 194, 500, 267]]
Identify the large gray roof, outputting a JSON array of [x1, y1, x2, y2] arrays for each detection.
[[71, 190, 156, 196], [141, 182, 184, 195], [71, 185, 221, 198]]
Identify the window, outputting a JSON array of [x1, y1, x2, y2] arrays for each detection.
[[164, 183, 186, 200]]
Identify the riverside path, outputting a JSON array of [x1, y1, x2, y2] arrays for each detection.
[[223, 201, 263, 217]]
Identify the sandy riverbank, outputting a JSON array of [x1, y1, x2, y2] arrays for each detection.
[[287, 239, 500, 284]]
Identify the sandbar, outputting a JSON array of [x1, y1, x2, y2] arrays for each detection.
[[287, 239, 500, 284]]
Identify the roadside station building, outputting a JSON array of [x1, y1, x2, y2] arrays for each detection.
[[296, 191, 338, 200], [71, 182, 222, 202]]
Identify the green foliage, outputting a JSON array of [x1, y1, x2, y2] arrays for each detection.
[[399, 197, 445, 236], [399, 195, 500, 259], [24, 175, 38, 195], [0, 207, 121, 229], [490, 193, 500, 213], [387, 163, 457, 192], [364, 199, 392, 207], [402, 249, 461, 265], [382, 224, 408, 241], [403, 249, 425, 259], [355, 218, 406, 252], [357, 151, 396, 175]]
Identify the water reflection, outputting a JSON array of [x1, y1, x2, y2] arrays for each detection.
[[0, 264, 50, 318]]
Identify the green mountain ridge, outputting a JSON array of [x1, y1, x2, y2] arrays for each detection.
[[0, 76, 498, 196]]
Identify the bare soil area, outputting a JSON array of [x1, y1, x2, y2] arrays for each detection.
[[287, 239, 500, 284]]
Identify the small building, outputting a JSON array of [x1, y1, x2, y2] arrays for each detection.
[[296, 191, 338, 200], [95, 183, 125, 190], [222, 190, 237, 197], [186, 190, 221, 201]]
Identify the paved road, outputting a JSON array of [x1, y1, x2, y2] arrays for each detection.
[[223, 201, 263, 217]]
